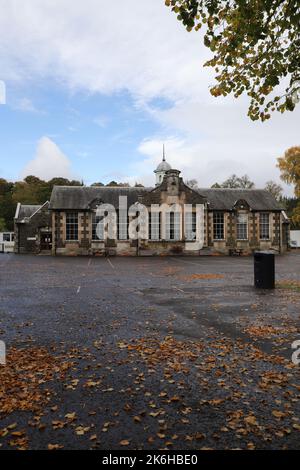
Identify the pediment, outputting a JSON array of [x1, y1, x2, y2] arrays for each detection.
[[233, 199, 250, 210]]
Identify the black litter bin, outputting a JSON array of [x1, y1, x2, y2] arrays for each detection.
[[254, 251, 275, 289]]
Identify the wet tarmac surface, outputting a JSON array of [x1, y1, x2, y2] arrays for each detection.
[[0, 253, 299, 449]]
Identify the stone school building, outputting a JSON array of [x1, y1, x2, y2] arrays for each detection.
[[14, 157, 289, 256]]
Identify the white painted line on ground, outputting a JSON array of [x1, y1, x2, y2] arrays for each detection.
[[168, 257, 204, 267], [172, 286, 185, 294], [107, 258, 115, 269], [77, 285, 81, 294]]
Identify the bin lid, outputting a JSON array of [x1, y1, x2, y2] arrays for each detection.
[[253, 250, 275, 256]]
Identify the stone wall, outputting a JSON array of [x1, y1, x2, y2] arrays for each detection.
[[206, 210, 286, 255], [15, 205, 51, 254], [50, 207, 288, 256]]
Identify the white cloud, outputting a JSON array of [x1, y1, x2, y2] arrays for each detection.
[[0, 0, 298, 192], [0, 0, 210, 102], [15, 97, 40, 113], [21, 137, 74, 180], [136, 129, 296, 195], [0, 80, 6, 104]]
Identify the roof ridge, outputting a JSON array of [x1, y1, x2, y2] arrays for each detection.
[[197, 187, 268, 191], [53, 185, 151, 189]]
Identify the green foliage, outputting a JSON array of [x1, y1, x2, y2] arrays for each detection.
[[0, 176, 83, 232], [280, 196, 300, 229], [278, 146, 300, 227], [0, 217, 6, 231], [0, 178, 15, 231], [277, 146, 300, 196], [166, 0, 300, 121], [106, 181, 130, 187]]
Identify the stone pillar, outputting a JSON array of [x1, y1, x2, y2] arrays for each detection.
[[207, 212, 213, 246]]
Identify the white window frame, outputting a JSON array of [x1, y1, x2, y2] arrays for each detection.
[[185, 211, 197, 241], [236, 213, 248, 240], [117, 209, 128, 240], [66, 212, 78, 241], [149, 211, 160, 241], [213, 212, 225, 240], [259, 212, 270, 240], [165, 211, 181, 241]]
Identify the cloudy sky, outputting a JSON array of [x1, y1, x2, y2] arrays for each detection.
[[0, 0, 299, 193]]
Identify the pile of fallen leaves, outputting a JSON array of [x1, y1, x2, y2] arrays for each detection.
[[119, 336, 203, 374], [276, 280, 300, 292], [243, 324, 298, 344], [243, 325, 282, 338], [0, 347, 73, 415]]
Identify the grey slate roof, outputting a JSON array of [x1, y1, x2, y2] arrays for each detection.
[[17, 204, 42, 220], [49, 186, 153, 210], [49, 186, 282, 211], [196, 188, 283, 211]]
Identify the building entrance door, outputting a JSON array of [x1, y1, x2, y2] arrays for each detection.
[[40, 233, 52, 250]]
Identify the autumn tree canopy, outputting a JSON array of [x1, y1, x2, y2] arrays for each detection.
[[0, 176, 82, 231], [166, 0, 300, 121], [277, 146, 300, 195], [278, 146, 300, 225]]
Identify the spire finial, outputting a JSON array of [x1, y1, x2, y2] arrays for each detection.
[[163, 144, 166, 161]]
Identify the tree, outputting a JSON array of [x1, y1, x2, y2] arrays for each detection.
[[264, 180, 283, 200], [278, 146, 300, 226], [220, 174, 255, 189], [166, 0, 300, 121], [277, 146, 300, 196], [91, 182, 105, 187], [106, 181, 131, 187], [185, 179, 199, 188], [0, 179, 15, 231], [221, 174, 241, 188], [0, 217, 6, 231], [48, 177, 74, 186], [12, 179, 46, 205], [211, 182, 221, 188], [24, 175, 43, 186], [237, 175, 255, 189], [291, 204, 300, 227]]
